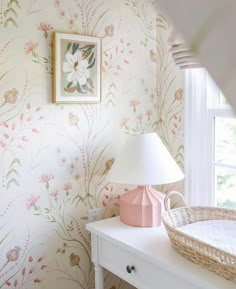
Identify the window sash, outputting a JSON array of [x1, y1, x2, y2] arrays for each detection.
[[184, 69, 212, 206], [184, 69, 235, 206]]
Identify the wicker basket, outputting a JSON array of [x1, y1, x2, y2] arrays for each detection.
[[162, 203, 236, 282]]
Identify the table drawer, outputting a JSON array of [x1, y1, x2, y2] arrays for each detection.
[[99, 238, 179, 289]]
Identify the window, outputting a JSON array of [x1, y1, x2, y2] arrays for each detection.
[[184, 69, 236, 209]]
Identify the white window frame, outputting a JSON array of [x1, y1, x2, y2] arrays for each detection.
[[184, 69, 235, 206]]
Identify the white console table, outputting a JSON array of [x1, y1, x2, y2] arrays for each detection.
[[86, 217, 235, 289]]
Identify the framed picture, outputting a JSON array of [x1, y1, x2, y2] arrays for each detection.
[[52, 32, 101, 104]]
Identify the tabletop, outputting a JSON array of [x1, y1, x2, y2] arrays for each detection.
[[86, 216, 236, 289]]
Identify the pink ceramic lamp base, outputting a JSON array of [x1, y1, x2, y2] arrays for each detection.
[[119, 185, 165, 227]]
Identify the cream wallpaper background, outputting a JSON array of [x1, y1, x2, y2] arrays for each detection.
[[0, 0, 184, 288]]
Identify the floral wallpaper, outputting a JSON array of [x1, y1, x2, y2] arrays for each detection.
[[0, 1, 184, 289]]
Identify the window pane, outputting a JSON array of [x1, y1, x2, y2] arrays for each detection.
[[215, 117, 236, 166], [215, 166, 236, 209]]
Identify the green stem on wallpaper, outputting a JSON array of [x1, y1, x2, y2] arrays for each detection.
[[46, 189, 69, 235], [81, 105, 92, 137], [166, 98, 176, 114], [55, 230, 91, 264], [153, 118, 169, 147], [144, 31, 156, 43], [159, 76, 176, 122], [0, 70, 9, 81], [167, 106, 183, 128], [78, 264, 89, 289], [95, 179, 109, 208], [88, 145, 109, 204], [0, 229, 12, 246], [90, 9, 109, 36], [159, 123, 170, 148]]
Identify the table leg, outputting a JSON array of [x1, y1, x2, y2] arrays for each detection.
[[94, 264, 104, 289], [91, 234, 104, 289]]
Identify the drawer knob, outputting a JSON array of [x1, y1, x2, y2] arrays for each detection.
[[126, 265, 135, 273]]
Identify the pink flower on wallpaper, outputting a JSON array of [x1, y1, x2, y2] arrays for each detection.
[[67, 18, 74, 29], [73, 13, 78, 19], [32, 128, 39, 133], [63, 182, 72, 191], [137, 114, 143, 122], [24, 41, 39, 55], [0, 141, 6, 148], [70, 163, 75, 171], [40, 174, 54, 183], [74, 174, 80, 181], [5, 281, 11, 286], [20, 113, 24, 122], [150, 93, 155, 100], [59, 10, 65, 18], [26, 195, 40, 210], [146, 109, 153, 120], [50, 189, 59, 200], [37, 22, 53, 32], [28, 256, 33, 262], [61, 157, 66, 164], [120, 117, 129, 129], [55, 0, 60, 7], [64, 182, 72, 196], [21, 136, 28, 141], [35, 107, 41, 112], [129, 99, 140, 112]]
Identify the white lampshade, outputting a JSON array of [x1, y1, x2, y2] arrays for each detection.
[[107, 132, 184, 185]]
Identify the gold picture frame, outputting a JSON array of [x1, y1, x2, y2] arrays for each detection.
[[52, 32, 101, 104]]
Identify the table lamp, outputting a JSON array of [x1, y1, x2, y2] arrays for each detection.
[[106, 132, 184, 227]]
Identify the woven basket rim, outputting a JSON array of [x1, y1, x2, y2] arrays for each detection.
[[163, 205, 236, 214], [162, 206, 236, 260]]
